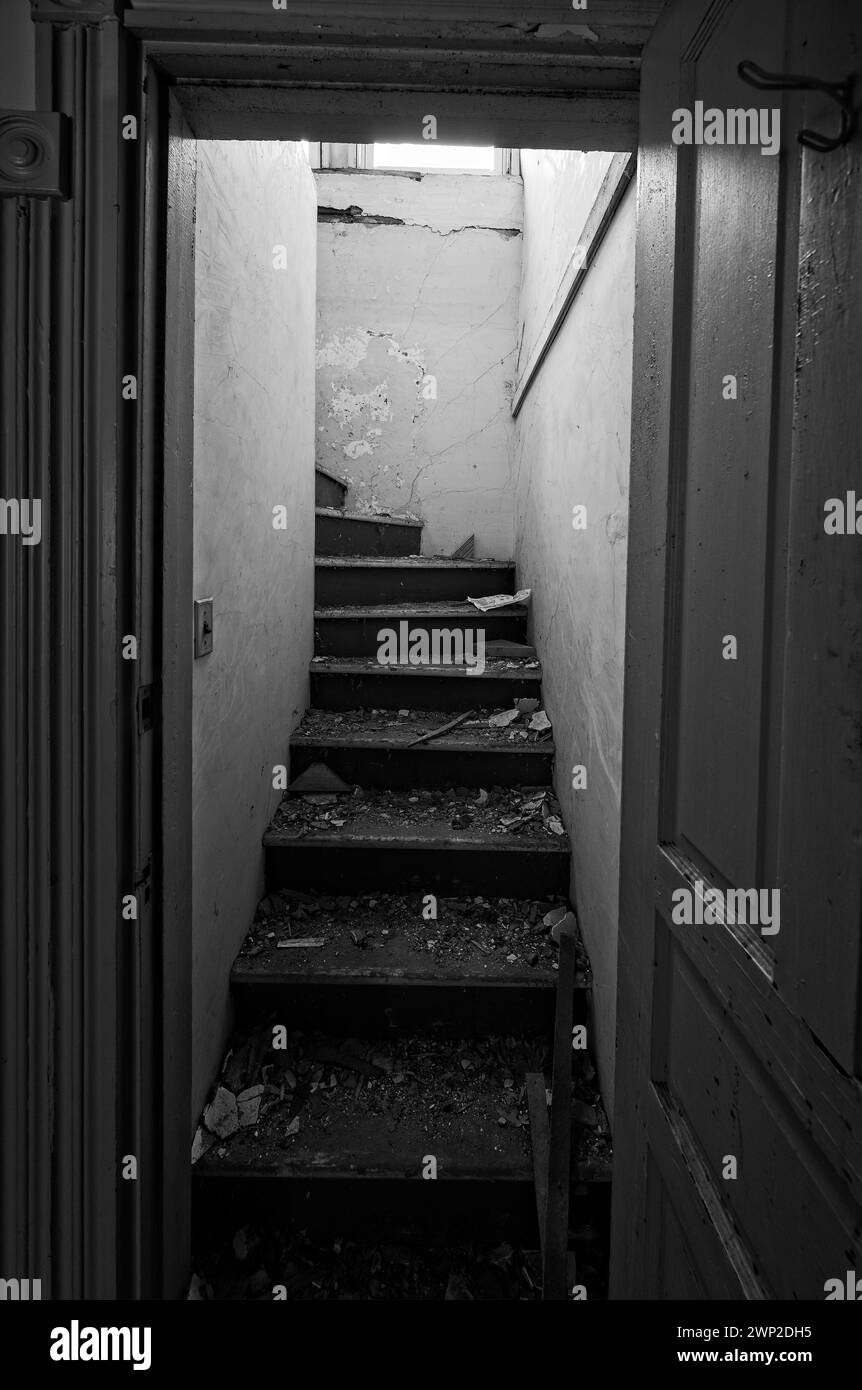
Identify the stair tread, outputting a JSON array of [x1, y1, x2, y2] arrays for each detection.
[[291, 709, 553, 753], [195, 1032, 538, 1180], [316, 556, 513, 570], [234, 890, 572, 983], [194, 1029, 611, 1183], [310, 655, 541, 677], [265, 822, 570, 852], [264, 786, 570, 852], [316, 506, 422, 527], [315, 601, 528, 618]]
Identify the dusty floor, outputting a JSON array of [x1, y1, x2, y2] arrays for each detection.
[[194, 1025, 611, 1182], [238, 889, 589, 976], [190, 1229, 568, 1300], [292, 706, 548, 746], [271, 783, 568, 842]]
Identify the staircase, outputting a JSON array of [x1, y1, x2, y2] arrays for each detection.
[[190, 468, 611, 1300]]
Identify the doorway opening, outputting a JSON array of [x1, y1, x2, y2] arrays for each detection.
[[172, 114, 636, 1299]]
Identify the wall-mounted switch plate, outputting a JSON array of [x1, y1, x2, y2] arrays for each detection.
[[194, 598, 214, 657]]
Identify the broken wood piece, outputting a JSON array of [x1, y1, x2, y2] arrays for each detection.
[[408, 709, 474, 747], [450, 534, 475, 559], [526, 1072, 550, 1257], [276, 937, 325, 948], [543, 929, 577, 1301]]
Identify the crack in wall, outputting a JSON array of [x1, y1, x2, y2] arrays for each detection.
[[319, 205, 521, 238], [318, 205, 406, 227]]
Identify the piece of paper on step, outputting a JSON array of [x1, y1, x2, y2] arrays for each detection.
[[466, 589, 531, 612]]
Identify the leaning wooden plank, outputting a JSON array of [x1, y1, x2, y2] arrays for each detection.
[[526, 1071, 550, 1260], [542, 925, 577, 1300]]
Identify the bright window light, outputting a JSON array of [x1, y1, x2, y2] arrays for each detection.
[[372, 143, 495, 173]]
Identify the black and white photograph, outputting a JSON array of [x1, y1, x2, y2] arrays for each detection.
[[1, 0, 860, 1364]]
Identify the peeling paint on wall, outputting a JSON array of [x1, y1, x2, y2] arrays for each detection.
[[329, 382, 392, 429], [315, 170, 522, 557], [315, 331, 369, 370]]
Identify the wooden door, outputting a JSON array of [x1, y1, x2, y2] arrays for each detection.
[[612, 0, 862, 1299]]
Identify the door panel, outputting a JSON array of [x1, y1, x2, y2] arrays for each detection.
[[674, 0, 784, 888], [612, 0, 862, 1299]]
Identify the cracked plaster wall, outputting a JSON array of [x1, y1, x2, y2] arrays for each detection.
[[514, 151, 636, 1120], [314, 171, 522, 558], [192, 141, 317, 1122]]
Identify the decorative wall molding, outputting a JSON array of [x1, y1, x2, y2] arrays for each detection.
[[0, 7, 132, 1300], [0, 111, 69, 197]]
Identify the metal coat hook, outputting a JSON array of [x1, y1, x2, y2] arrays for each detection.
[[737, 59, 856, 152]]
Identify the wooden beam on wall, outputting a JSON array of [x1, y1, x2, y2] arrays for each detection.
[[512, 151, 636, 417], [177, 84, 639, 151]]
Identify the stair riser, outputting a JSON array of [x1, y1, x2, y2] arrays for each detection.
[[316, 514, 422, 557], [265, 843, 570, 896], [232, 977, 570, 1038], [315, 565, 515, 606], [192, 1176, 609, 1249], [193, 1175, 541, 1247], [310, 669, 543, 711], [315, 473, 348, 509], [289, 741, 554, 788], [315, 613, 527, 658]]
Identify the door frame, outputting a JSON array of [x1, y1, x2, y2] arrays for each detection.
[[11, 0, 661, 1298]]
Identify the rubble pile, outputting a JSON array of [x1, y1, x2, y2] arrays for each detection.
[[272, 783, 568, 840], [240, 889, 593, 974]]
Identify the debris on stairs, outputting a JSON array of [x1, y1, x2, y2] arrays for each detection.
[[190, 492, 612, 1299]]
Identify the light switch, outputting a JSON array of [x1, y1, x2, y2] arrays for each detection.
[[194, 598, 214, 657]]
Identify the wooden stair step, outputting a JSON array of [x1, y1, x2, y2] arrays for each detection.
[[231, 888, 588, 1034], [315, 555, 516, 605], [195, 1029, 544, 1180], [314, 466, 349, 510], [314, 601, 528, 658], [315, 507, 422, 558], [263, 786, 570, 895], [309, 655, 542, 711], [289, 708, 554, 787]]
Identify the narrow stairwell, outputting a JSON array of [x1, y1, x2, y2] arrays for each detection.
[[190, 469, 612, 1300]]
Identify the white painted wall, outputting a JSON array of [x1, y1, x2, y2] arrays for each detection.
[[314, 170, 523, 559], [518, 151, 616, 375], [514, 150, 636, 1119], [192, 141, 317, 1121]]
